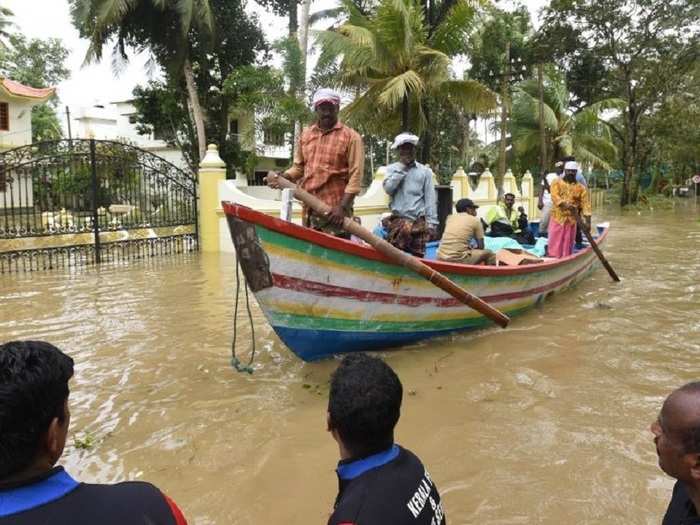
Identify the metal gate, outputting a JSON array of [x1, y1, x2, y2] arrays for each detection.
[[0, 139, 198, 273]]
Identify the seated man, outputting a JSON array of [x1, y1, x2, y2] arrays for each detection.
[[484, 192, 535, 245], [0, 341, 187, 524], [327, 353, 446, 525], [437, 198, 496, 265], [382, 132, 438, 257]]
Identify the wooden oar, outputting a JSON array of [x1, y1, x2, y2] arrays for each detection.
[[573, 209, 620, 282], [268, 174, 510, 328]]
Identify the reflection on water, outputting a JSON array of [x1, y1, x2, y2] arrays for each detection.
[[1, 203, 699, 524]]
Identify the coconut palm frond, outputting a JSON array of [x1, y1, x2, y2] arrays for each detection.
[[429, 0, 481, 55], [438, 80, 497, 114], [574, 145, 613, 170], [377, 69, 425, 109]]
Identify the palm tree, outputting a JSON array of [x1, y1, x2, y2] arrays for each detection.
[[315, 0, 496, 150], [0, 6, 14, 50], [69, 0, 213, 161], [510, 67, 623, 171]]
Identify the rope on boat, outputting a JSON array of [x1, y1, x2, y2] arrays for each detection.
[[231, 251, 257, 374]]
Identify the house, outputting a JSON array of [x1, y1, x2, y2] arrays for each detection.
[[229, 109, 292, 184], [0, 78, 55, 150], [0, 78, 54, 198], [69, 100, 188, 170]]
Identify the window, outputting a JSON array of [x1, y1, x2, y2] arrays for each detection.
[[128, 115, 138, 124], [229, 119, 239, 142], [263, 128, 285, 147], [0, 103, 9, 131]]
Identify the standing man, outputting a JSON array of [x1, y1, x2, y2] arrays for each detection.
[[266, 88, 364, 238], [0, 341, 187, 524], [437, 198, 496, 265], [537, 161, 563, 237], [326, 353, 446, 525], [651, 382, 700, 524], [382, 133, 438, 257], [548, 160, 591, 258]]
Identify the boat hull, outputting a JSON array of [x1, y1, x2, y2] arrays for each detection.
[[223, 203, 607, 361]]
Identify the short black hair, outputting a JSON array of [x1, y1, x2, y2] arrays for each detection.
[[0, 341, 74, 478], [328, 353, 402, 458], [455, 199, 474, 213]]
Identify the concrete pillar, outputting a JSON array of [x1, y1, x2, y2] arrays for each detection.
[[452, 166, 469, 199], [521, 170, 535, 218], [481, 168, 497, 200], [198, 144, 227, 252]]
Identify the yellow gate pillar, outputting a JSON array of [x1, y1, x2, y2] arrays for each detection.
[[198, 144, 227, 252]]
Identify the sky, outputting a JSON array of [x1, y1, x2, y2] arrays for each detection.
[[5, 0, 548, 115]]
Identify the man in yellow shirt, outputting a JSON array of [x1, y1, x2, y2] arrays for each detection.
[[437, 199, 496, 265], [548, 161, 592, 257]]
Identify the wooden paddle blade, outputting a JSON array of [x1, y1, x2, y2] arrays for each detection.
[[575, 212, 620, 282]]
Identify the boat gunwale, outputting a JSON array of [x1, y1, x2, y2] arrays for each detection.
[[222, 201, 608, 276]]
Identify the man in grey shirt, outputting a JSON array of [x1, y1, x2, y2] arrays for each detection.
[[381, 133, 438, 257]]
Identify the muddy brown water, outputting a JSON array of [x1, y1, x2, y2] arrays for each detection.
[[1, 203, 699, 524]]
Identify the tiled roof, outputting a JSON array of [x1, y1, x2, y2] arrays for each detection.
[[0, 78, 55, 101]]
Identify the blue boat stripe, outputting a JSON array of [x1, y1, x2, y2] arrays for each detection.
[[0, 469, 80, 517], [337, 445, 400, 480]]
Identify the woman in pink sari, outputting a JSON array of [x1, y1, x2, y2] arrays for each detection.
[[548, 161, 592, 258]]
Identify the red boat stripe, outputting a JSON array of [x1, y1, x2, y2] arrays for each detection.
[[271, 262, 590, 308]]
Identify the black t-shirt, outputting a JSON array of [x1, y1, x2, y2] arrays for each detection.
[[0, 467, 182, 525], [328, 445, 446, 525], [663, 481, 700, 525]]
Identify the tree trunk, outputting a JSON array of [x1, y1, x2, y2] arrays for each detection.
[[497, 41, 511, 200], [420, 97, 432, 165], [288, 0, 298, 35], [537, 63, 547, 179], [401, 93, 409, 131], [183, 58, 206, 162], [294, 0, 311, 148]]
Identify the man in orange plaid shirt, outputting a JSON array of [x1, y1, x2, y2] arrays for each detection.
[[266, 88, 364, 238]]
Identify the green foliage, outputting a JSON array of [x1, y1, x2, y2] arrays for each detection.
[[0, 6, 13, 50], [315, 0, 496, 138], [99, 0, 268, 172], [509, 66, 623, 173], [1, 34, 70, 90], [31, 105, 63, 142], [538, 0, 700, 205], [468, 5, 533, 92]]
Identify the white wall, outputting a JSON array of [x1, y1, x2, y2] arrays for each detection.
[[0, 100, 34, 149]]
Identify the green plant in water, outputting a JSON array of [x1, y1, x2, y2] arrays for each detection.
[[74, 432, 97, 450]]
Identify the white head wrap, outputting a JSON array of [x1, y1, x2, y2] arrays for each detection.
[[311, 88, 341, 108], [564, 160, 579, 171], [391, 132, 420, 149]]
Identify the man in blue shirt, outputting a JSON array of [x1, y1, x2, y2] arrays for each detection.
[[382, 133, 438, 257], [0, 341, 187, 525], [326, 353, 446, 525]]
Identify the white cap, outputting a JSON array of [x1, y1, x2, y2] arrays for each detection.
[[391, 132, 419, 149], [564, 160, 579, 171], [311, 88, 341, 108]]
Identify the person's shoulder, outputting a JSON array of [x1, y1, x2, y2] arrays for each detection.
[[546, 172, 558, 183], [81, 480, 165, 501], [339, 122, 362, 139], [385, 162, 403, 173]]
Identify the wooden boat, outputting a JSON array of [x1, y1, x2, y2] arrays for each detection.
[[223, 201, 609, 361]]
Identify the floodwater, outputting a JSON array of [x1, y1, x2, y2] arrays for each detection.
[[1, 202, 699, 524]]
